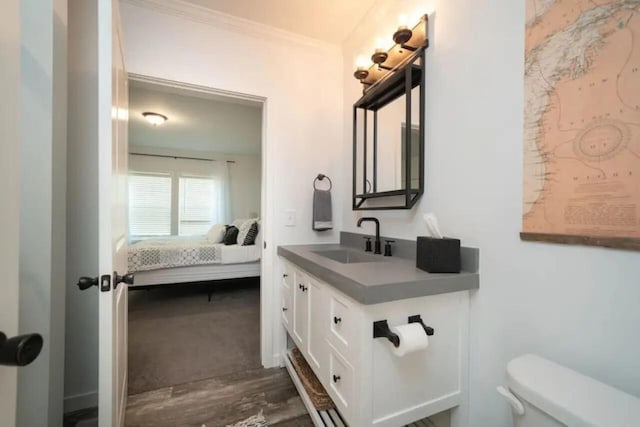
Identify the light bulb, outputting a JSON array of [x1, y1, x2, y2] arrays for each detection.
[[355, 55, 369, 70], [397, 14, 409, 29], [375, 37, 388, 52]]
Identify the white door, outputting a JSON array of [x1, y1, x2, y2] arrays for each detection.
[[0, 0, 21, 424], [69, 0, 130, 425], [101, 1, 130, 425]]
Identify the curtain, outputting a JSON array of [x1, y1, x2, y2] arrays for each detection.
[[212, 160, 232, 225]]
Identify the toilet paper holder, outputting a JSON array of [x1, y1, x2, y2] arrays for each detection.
[[373, 315, 435, 347], [373, 320, 400, 347], [408, 315, 435, 336]]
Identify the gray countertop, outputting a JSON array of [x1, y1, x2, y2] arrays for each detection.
[[277, 233, 479, 305]]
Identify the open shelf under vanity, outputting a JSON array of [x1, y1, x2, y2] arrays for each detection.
[[284, 348, 347, 427]]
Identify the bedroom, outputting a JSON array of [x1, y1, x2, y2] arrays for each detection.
[[124, 78, 265, 402]]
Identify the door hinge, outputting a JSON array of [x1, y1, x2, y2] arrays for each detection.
[[100, 274, 111, 292]]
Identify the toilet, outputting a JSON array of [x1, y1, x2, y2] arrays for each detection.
[[497, 354, 640, 427]]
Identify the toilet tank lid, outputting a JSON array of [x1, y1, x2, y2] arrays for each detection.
[[507, 354, 640, 426]]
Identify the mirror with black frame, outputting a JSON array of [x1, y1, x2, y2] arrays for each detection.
[[352, 52, 425, 210]]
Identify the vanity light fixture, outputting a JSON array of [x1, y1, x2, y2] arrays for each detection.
[[142, 112, 168, 126], [352, 14, 429, 92]]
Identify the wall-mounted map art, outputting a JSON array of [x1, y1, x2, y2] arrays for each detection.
[[521, 0, 640, 250]]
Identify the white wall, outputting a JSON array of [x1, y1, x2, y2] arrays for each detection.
[[18, 0, 67, 425], [129, 146, 262, 225], [343, 1, 640, 426]]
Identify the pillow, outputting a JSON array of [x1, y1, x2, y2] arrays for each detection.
[[223, 225, 239, 245], [206, 224, 226, 243], [237, 220, 255, 245], [232, 218, 252, 229], [242, 222, 259, 246]]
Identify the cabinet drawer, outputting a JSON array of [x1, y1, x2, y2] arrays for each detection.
[[328, 345, 355, 417], [328, 293, 354, 358]]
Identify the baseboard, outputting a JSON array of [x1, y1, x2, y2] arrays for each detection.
[[272, 352, 283, 368], [64, 390, 98, 413]]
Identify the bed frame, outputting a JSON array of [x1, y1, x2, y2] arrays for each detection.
[[130, 261, 261, 287]]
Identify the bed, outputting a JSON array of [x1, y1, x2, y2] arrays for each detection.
[[128, 235, 261, 287]]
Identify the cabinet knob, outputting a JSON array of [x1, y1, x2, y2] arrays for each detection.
[[299, 284, 307, 292], [283, 273, 288, 278], [333, 316, 342, 324], [282, 307, 288, 312], [333, 374, 341, 383]]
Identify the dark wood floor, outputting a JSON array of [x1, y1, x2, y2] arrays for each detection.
[[125, 366, 313, 426]]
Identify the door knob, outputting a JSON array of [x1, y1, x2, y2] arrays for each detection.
[[76, 276, 98, 290], [0, 332, 43, 366], [113, 271, 135, 289]]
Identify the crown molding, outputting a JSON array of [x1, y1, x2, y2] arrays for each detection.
[[121, 0, 341, 53]]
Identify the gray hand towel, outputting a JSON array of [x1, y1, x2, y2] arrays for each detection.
[[313, 189, 332, 231]]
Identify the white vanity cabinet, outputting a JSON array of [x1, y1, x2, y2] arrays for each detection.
[[280, 258, 470, 427]]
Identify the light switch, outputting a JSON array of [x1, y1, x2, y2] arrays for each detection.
[[284, 210, 296, 227]]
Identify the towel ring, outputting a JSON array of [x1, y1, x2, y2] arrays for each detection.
[[314, 174, 332, 191]]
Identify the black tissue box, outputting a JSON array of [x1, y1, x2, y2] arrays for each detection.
[[416, 236, 461, 273]]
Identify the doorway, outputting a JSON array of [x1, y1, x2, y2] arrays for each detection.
[[126, 76, 264, 396], [121, 76, 307, 425]]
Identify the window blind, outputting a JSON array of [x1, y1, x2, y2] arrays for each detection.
[[179, 176, 217, 236], [128, 173, 172, 238]]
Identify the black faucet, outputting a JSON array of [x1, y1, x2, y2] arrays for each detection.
[[357, 217, 381, 254]]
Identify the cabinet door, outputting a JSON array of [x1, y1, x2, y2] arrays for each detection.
[[282, 261, 294, 288], [281, 281, 292, 333], [292, 270, 309, 346], [307, 277, 328, 376], [328, 344, 356, 421]]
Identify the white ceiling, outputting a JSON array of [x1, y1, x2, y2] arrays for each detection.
[[129, 80, 262, 155], [181, 0, 377, 44]]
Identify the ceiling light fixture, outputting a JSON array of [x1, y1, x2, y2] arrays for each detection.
[[142, 112, 168, 126]]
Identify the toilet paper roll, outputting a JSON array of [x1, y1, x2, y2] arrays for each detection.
[[389, 323, 429, 357]]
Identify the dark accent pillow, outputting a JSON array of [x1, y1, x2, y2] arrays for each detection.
[[223, 225, 239, 245], [242, 222, 259, 246]]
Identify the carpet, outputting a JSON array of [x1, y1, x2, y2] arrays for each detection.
[[127, 279, 261, 395]]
